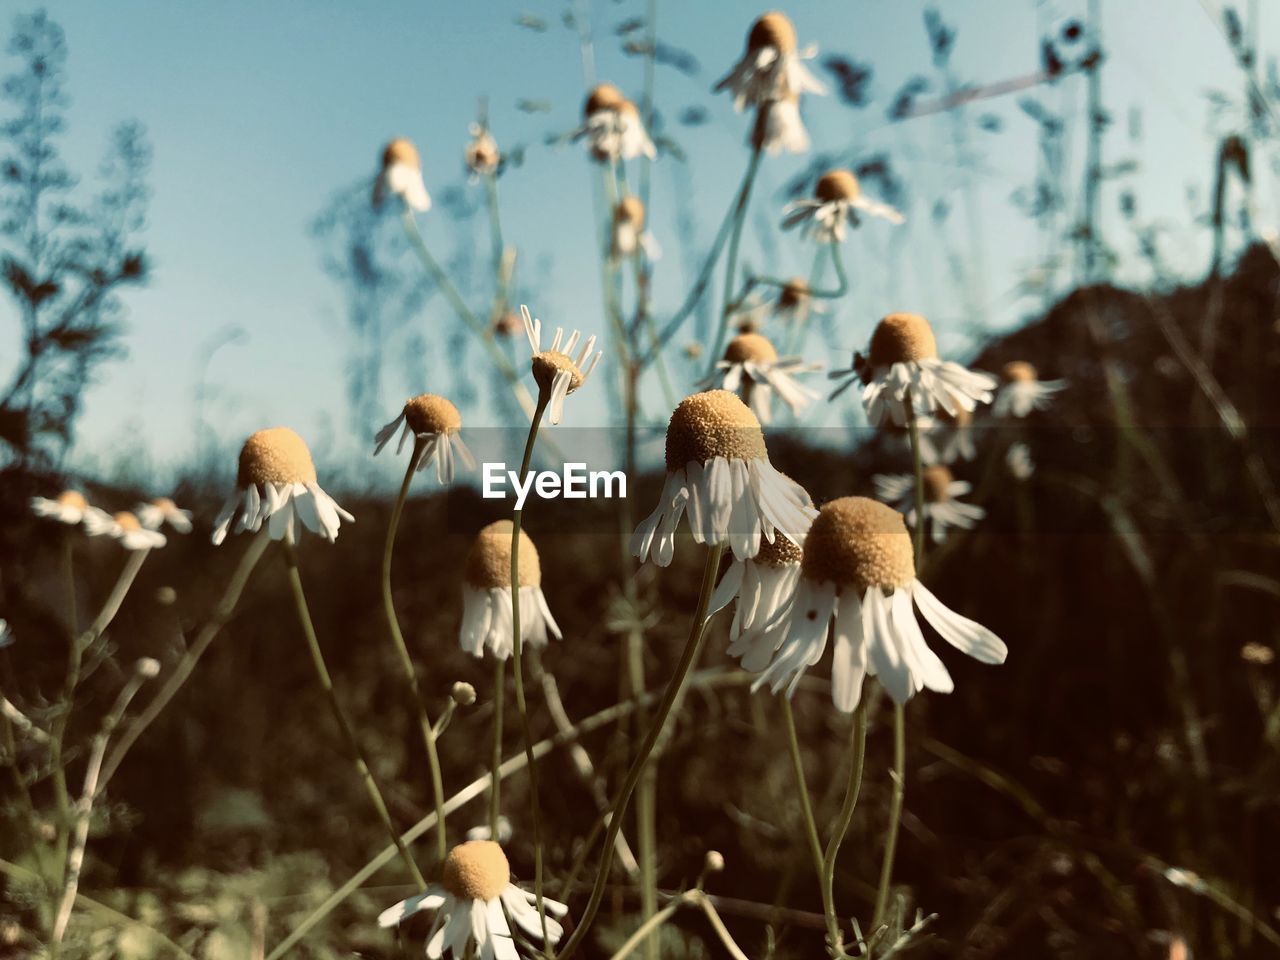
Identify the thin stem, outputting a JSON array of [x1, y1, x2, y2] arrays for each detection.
[[706, 145, 764, 377], [607, 900, 683, 960], [381, 439, 449, 866], [557, 543, 726, 960], [629, 630, 658, 960], [906, 391, 926, 561], [871, 701, 907, 930], [779, 697, 832, 941], [490, 656, 505, 836], [821, 702, 868, 957], [280, 540, 426, 890], [696, 896, 753, 960]]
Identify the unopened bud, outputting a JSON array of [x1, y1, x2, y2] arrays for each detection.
[[136, 657, 161, 679], [704, 850, 725, 874], [451, 681, 477, 707]]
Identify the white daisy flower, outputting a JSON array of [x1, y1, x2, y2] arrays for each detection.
[[373, 137, 431, 212], [31, 490, 92, 525], [775, 276, 820, 326], [211, 428, 353, 546], [374, 393, 476, 484], [919, 407, 977, 465], [715, 12, 825, 112], [521, 305, 602, 424], [782, 169, 903, 243], [84, 509, 166, 551], [576, 83, 656, 162], [460, 520, 561, 660], [379, 841, 567, 960], [873, 466, 985, 544], [631, 390, 815, 566], [135, 497, 193, 533], [751, 497, 1007, 711], [830, 313, 996, 427], [993, 361, 1067, 418], [464, 123, 500, 178], [753, 93, 810, 155], [610, 196, 661, 261], [1006, 441, 1035, 480], [700, 331, 821, 425]]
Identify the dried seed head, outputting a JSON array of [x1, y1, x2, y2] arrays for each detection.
[[441, 841, 510, 902], [922, 465, 953, 502], [778, 277, 810, 312], [724, 332, 778, 365], [114, 512, 142, 532], [747, 11, 797, 54], [382, 138, 421, 171], [815, 169, 860, 203], [237, 428, 318, 487], [801, 496, 915, 592], [56, 490, 88, 511], [464, 519, 542, 589], [867, 313, 938, 367], [1003, 360, 1038, 383], [403, 394, 462, 436], [665, 390, 768, 470], [585, 82, 627, 117], [615, 195, 646, 229], [531, 351, 584, 396]]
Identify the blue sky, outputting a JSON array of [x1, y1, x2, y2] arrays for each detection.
[[5, 0, 1272, 483]]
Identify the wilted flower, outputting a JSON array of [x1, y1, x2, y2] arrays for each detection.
[[1006, 441, 1035, 480], [373, 137, 431, 212], [873, 465, 985, 544], [85, 510, 167, 551], [700, 331, 821, 425], [374, 394, 476, 484], [576, 83, 656, 162], [212, 427, 353, 545], [31, 490, 92, 526], [464, 123, 501, 178], [715, 11, 825, 112], [135, 497, 193, 533], [782, 169, 903, 243], [992, 361, 1067, 418], [522, 305, 602, 424], [753, 93, 810, 155], [460, 520, 561, 659], [751, 497, 1007, 710], [379, 841, 568, 959], [610, 195, 660, 260], [631, 390, 814, 566]]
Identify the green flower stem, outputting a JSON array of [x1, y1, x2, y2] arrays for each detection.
[[558, 542, 726, 960], [871, 702, 906, 931], [780, 697, 837, 943], [706, 144, 764, 377], [821, 702, 868, 957], [381, 439, 448, 866], [906, 391, 926, 561], [280, 540, 426, 891], [489, 657, 505, 837], [509, 390, 552, 943]]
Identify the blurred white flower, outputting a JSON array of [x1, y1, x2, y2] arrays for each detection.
[[753, 94, 809, 155], [1006, 442, 1035, 480], [464, 123, 500, 178], [874, 466, 985, 544], [699, 332, 821, 425], [993, 361, 1067, 418], [576, 83, 655, 162], [782, 169, 902, 244], [715, 12, 825, 112], [31, 490, 92, 525], [85, 509, 166, 551], [609, 196, 661, 261], [135, 497, 193, 533], [373, 137, 431, 212]]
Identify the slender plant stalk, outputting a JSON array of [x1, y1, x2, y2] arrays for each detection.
[[280, 540, 426, 890], [821, 702, 868, 955], [381, 439, 449, 865], [490, 656, 505, 836], [629, 629, 659, 960], [706, 144, 764, 375], [558, 542, 726, 959], [607, 899, 683, 960], [779, 698, 833, 934], [906, 391, 926, 561], [871, 702, 907, 931]]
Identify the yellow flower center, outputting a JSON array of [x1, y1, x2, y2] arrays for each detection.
[[801, 497, 915, 592], [382, 137, 421, 171], [531, 351, 585, 396], [815, 169, 860, 203], [237, 427, 318, 487], [665, 390, 768, 470], [441, 841, 510, 902], [922, 465, 953, 502], [585, 82, 626, 117], [867, 313, 939, 367], [747, 11, 798, 54], [1003, 360, 1037, 383], [778, 278, 810, 312], [724, 332, 778, 365], [755, 530, 803, 567], [403, 394, 462, 436], [114, 512, 142, 532], [57, 491, 88, 510], [464, 520, 542, 590], [615, 196, 646, 229], [150, 497, 176, 512]]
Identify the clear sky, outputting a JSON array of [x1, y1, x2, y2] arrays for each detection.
[[5, 0, 1272, 484]]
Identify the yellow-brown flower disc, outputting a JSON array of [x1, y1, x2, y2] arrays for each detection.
[[747, 11, 798, 53], [615, 195, 646, 228], [382, 137, 421, 170], [922, 465, 953, 502], [464, 519, 542, 590], [531, 352, 584, 396], [237, 427, 318, 488], [114, 512, 142, 532], [665, 389, 768, 470], [801, 496, 915, 592], [1003, 360, 1037, 383], [150, 496, 176, 512], [724, 332, 778, 365], [403, 393, 462, 436], [57, 490, 88, 511], [815, 169, 860, 204], [755, 527, 803, 567], [779, 277, 810, 312], [585, 82, 627, 117], [468, 139, 500, 170], [867, 313, 939, 367], [441, 841, 510, 902]]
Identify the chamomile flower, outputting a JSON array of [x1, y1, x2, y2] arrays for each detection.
[[700, 332, 821, 425], [753, 93, 810, 155], [84, 510, 166, 551], [464, 123, 500, 178], [460, 520, 561, 660], [830, 313, 996, 427], [920, 407, 977, 465], [631, 390, 814, 566], [373, 137, 431, 212], [211, 428, 353, 546], [135, 497, 193, 533], [782, 169, 903, 243], [374, 394, 476, 484], [610, 195, 660, 260], [715, 11, 825, 112], [577, 83, 656, 162], [521, 305, 602, 424], [992, 361, 1067, 418], [873, 466, 985, 544], [776, 277, 817, 326], [379, 841, 567, 960], [31, 490, 92, 525], [752, 497, 1007, 711]]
